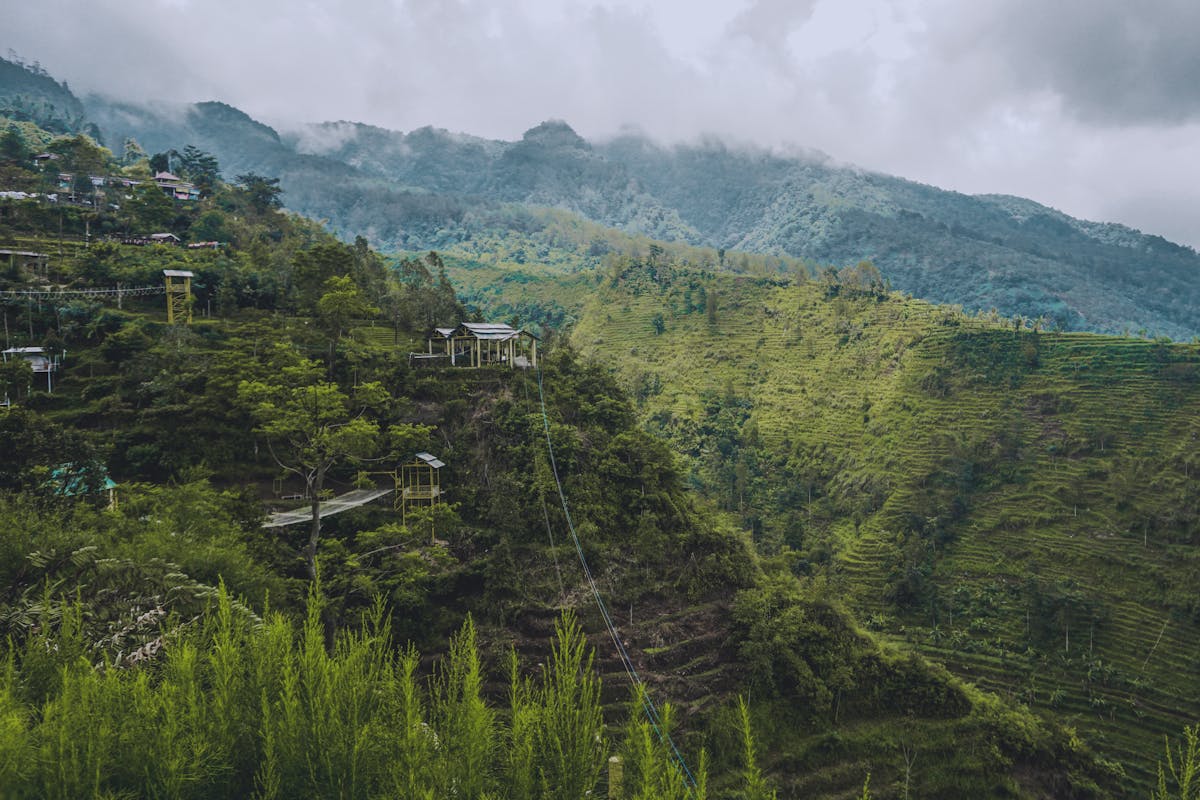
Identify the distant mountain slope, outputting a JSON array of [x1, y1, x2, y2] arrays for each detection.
[[0, 52, 1193, 337], [288, 119, 700, 242], [0, 55, 90, 135], [194, 106, 1200, 337], [598, 136, 1200, 337]]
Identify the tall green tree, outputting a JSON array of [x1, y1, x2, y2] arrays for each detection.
[[124, 181, 175, 230], [238, 352, 385, 579], [292, 242, 354, 312], [1153, 723, 1200, 800], [149, 151, 171, 174], [235, 172, 283, 215], [317, 274, 379, 372], [0, 358, 32, 406], [178, 145, 220, 197], [0, 124, 28, 162]]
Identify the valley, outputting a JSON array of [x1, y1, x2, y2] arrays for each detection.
[[0, 52, 1197, 797]]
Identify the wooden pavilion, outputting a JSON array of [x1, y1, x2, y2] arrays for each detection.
[[425, 322, 539, 368]]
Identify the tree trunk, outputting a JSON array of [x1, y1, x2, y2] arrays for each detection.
[[305, 464, 326, 580]]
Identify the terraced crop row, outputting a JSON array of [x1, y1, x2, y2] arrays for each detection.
[[565, 271, 1200, 789]]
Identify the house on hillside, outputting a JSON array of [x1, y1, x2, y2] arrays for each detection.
[[2, 346, 60, 393], [418, 322, 539, 368], [0, 248, 49, 278], [52, 173, 142, 205], [120, 232, 181, 246], [153, 172, 200, 201]]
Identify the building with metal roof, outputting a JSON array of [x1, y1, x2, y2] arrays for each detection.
[[2, 346, 59, 393], [422, 322, 539, 368]]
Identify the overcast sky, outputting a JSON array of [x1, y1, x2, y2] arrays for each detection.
[[4, 0, 1199, 246]]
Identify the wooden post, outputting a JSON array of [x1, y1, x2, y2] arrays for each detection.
[[608, 755, 623, 799]]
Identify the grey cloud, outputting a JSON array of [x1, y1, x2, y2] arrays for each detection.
[[1, 0, 1198, 245], [928, 0, 1200, 125], [727, 0, 820, 51]]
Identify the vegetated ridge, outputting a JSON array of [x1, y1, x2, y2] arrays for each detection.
[[0, 115, 1137, 797], [0, 49, 1174, 338], [555, 259, 1200, 794]]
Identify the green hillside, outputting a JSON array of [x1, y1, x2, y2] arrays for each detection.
[[0, 119, 1140, 797], [561, 262, 1200, 791], [0, 55, 90, 136]]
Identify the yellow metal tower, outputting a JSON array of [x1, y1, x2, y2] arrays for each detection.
[[163, 269, 195, 324], [401, 452, 444, 524]]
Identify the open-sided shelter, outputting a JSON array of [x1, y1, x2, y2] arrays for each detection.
[[426, 322, 539, 368]]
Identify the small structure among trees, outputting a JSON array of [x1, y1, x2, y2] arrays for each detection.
[[0, 248, 48, 279], [163, 269, 194, 324], [48, 462, 118, 509], [423, 322, 539, 368], [2, 346, 59, 393], [400, 451, 444, 523]]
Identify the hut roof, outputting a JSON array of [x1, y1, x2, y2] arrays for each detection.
[[459, 322, 540, 341], [414, 452, 445, 469]]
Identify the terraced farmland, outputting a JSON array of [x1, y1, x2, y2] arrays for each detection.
[[563, 265, 1200, 790]]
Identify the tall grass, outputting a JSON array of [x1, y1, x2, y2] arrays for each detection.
[[0, 586, 715, 799]]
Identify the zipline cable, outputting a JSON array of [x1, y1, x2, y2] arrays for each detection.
[[520, 372, 567, 603], [0, 285, 164, 298], [534, 365, 698, 791]]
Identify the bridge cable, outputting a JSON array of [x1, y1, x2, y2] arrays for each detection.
[[0, 285, 164, 298], [520, 372, 567, 603], [533, 365, 697, 791]]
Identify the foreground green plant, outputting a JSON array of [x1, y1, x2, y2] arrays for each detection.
[[1152, 724, 1199, 800], [0, 582, 715, 799]]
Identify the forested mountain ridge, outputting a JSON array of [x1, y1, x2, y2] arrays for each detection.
[[0, 48, 1175, 338], [285, 117, 1200, 344], [2, 53, 1198, 797], [0, 54, 91, 136], [0, 115, 1136, 796]]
